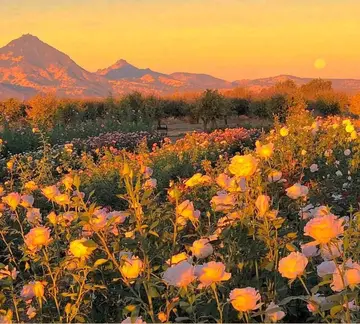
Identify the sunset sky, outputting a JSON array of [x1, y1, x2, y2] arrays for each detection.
[[1, 0, 360, 80]]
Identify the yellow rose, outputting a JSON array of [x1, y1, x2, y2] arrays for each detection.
[[304, 214, 344, 245], [24, 227, 52, 252], [255, 195, 270, 217], [256, 141, 274, 159], [166, 252, 188, 265], [279, 127, 289, 137], [2, 192, 21, 210], [121, 255, 143, 280], [229, 155, 258, 177], [42, 185, 60, 201], [70, 238, 96, 258], [54, 194, 71, 206], [229, 287, 261, 312], [196, 261, 231, 288], [278, 252, 308, 279]]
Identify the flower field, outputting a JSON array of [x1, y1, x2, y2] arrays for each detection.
[[2, 109, 360, 323]]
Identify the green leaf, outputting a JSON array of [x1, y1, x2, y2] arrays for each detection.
[[330, 305, 343, 317]]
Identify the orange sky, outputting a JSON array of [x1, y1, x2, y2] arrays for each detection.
[[1, 0, 360, 81]]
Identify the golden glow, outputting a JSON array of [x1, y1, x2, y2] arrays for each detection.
[[1, 0, 360, 80]]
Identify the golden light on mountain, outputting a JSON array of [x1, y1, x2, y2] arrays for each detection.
[[314, 58, 326, 70]]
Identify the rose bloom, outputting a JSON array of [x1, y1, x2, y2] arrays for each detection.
[[185, 173, 211, 187], [307, 294, 326, 313], [301, 242, 319, 258], [158, 312, 167, 323], [24, 181, 38, 191], [304, 214, 344, 245], [21, 194, 34, 208], [310, 164, 319, 173], [70, 238, 96, 258], [265, 302, 286, 322], [228, 154, 258, 178], [191, 238, 213, 259], [21, 281, 45, 300], [121, 255, 143, 280], [121, 317, 146, 324], [286, 183, 309, 199], [317, 261, 336, 277], [211, 192, 236, 212], [216, 173, 246, 192], [320, 240, 343, 260], [42, 185, 60, 201], [26, 208, 42, 224], [62, 175, 74, 190], [255, 195, 270, 217], [229, 287, 261, 312], [163, 261, 196, 287], [24, 226, 51, 252], [166, 252, 188, 265], [330, 260, 359, 292], [280, 127, 289, 137], [268, 170, 282, 183], [176, 200, 200, 226], [2, 192, 21, 210], [54, 194, 71, 206], [255, 141, 274, 159], [278, 252, 308, 279], [195, 261, 231, 288]]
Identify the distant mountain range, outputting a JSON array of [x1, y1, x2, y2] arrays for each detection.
[[1, 34, 360, 100]]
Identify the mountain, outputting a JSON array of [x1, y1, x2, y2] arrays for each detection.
[[0, 34, 111, 98], [2, 34, 360, 100], [233, 75, 360, 93]]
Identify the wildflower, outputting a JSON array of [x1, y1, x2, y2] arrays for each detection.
[[54, 194, 71, 206], [166, 252, 188, 265], [216, 173, 246, 192], [211, 192, 236, 212], [26, 306, 37, 319], [62, 175, 74, 190], [24, 181, 38, 192], [286, 183, 308, 199], [229, 287, 261, 312], [304, 214, 344, 245], [121, 317, 146, 324], [24, 227, 52, 252], [228, 154, 258, 177], [196, 261, 231, 288], [310, 164, 319, 173], [26, 208, 42, 224], [158, 312, 167, 323], [280, 127, 289, 137], [185, 173, 211, 187], [320, 241, 343, 260], [121, 255, 143, 280], [2, 192, 21, 210], [21, 281, 45, 300], [42, 185, 60, 201], [301, 242, 319, 257], [307, 294, 326, 313], [21, 195, 34, 208], [69, 239, 96, 258], [265, 302, 286, 322], [255, 194, 270, 217], [268, 170, 282, 182], [255, 141, 274, 159], [191, 239, 213, 259], [345, 124, 355, 133], [163, 261, 196, 287], [176, 200, 200, 226], [317, 261, 336, 277], [278, 252, 308, 279]]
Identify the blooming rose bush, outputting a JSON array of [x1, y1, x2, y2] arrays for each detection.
[[1, 109, 360, 322]]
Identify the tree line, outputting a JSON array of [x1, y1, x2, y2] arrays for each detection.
[[0, 78, 358, 132]]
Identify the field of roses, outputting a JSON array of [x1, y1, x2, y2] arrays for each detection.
[[1, 107, 360, 323]]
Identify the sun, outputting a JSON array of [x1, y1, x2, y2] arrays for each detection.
[[314, 58, 326, 70]]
